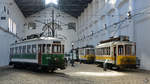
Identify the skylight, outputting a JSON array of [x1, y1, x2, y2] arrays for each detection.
[[45, 0, 58, 5]]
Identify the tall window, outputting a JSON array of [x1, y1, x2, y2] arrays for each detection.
[[8, 18, 16, 34], [13, 22, 16, 34], [32, 45, 36, 54], [47, 44, 51, 53], [125, 45, 132, 55], [118, 45, 124, 55]]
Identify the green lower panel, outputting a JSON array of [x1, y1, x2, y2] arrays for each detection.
[[12, 54, 36, 59], [42, 54, 64, 66]]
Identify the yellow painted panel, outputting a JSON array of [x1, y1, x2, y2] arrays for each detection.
[[96, 56, 115, 61], [80, 56, 86, 59], [117, 56, 136, 65], [80, 55, 95, 60]]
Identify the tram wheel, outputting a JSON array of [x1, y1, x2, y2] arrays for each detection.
[[50, 69, 55, 73]]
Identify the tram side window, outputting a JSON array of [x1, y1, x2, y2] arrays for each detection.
[[106, 47, 110, 55], [22, 46, 26, 54], [57, 45, 61, 53], [38, 44, 42, 53], [85, 49, 89, 55], [42, 44, 46, 53], [19, 46, 22, 54], [32, 45, 36, 54], [101, 48, 104, 55], [104, 48, 106, 55], [27, 45, 31, 54], [47, 44, 51, 54], [118, 45, 124, 55], [132, 45, 136, 56], [96, 48, 101, 55], [53, 45, 57, 53], [52, 45, 61, 53], [79, 49, 84, 55], [89, 49, 95, 55], [62, 45, 64, 53], [15, 47, 18, 55], [104, 48, 107, 55], [12, 48, 15, 55], [10, 48, 13, 56], [108, 47, 110, 55], [125, 45, 132, 55]]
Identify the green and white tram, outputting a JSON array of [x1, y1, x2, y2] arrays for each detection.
[[9, 37, 66, 72]]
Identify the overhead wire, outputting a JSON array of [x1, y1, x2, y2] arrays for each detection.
[[75, 5, 150, 43]]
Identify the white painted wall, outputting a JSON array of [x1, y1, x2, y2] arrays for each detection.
[[25, 6, 77, 53], [134, 0, 150, 70], [75, 0, 150, 70], [0, 0, 26, 66]]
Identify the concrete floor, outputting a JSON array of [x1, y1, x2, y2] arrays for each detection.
[[0, 63, 150, 84]]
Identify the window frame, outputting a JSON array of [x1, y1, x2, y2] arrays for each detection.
[[118, 45, 124, 55]]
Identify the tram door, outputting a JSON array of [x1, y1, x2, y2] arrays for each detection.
[[38, 44, 42, 64], [113, 46, 117, 64]]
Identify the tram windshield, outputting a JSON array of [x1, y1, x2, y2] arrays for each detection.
[[52, 44, 63, 54], [85, 49, 95, 55], [125, 44, 136, 56], [79, 49, 84, 56], [118, 44, 136, 56]]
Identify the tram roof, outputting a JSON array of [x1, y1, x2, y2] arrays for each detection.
[[96, 41, 135, 48], [11, 37, 63, 45]]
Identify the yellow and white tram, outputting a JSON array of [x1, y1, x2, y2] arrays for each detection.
[[95, 36, 136, 70], [79, 46, 95, 64]]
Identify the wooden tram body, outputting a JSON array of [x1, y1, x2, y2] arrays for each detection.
[[95, 36, 136, 69], [9, 37, 66, 72], [79, 46, 95, 64]]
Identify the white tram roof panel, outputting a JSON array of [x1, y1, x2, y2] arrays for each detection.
[[11, 37, 64, 45], [96, 41, 135, 48]]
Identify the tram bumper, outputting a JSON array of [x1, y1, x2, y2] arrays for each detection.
[[119, 64, 137, 69]]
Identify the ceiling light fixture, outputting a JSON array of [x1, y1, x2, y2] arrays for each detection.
[[45, 0, 58, 5]]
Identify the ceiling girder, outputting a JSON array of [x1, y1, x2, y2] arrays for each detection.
[[15, 0, 92, 18]]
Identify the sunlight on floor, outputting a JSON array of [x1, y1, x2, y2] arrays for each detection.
[[70, 71, 126, 77]]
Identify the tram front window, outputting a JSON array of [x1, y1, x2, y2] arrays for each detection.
[[79, 49, 84, 56], [125, 45, 132, 56], [89, 49, 94, 55], [52, 44, 61, 53], [118, 45, 124, 55]]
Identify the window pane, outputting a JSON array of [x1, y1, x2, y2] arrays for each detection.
[[22, 46, 26, 54], [47, 44, 51, 53], [27, 45, 31, 54], [15, 47, 18, 55], [118, 45, 124, 55], [42, 44, 46, 53], [32, 45, 36, 54], [19, 46, 22, 54], [58, 45, 61, 53], [125, 45, 132, 55], [79, 49, 84, 55], [62, 45, 64, 53], [54, 46, 57, 53]]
